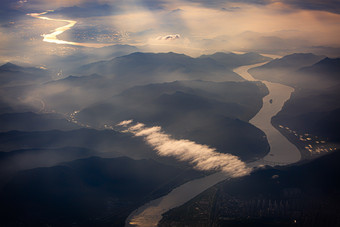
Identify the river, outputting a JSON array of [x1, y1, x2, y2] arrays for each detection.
[[125, 62, 301, 227], [28, 11, 301, 227], [234, 63, 301, 165], [29, 11, 116, 48], [28, 12, 78, 45]]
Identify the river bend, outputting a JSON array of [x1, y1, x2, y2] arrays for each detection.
[[125, 62, 301, 227]]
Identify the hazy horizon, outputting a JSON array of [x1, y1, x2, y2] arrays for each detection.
[[1, 0, 340, 66], [0, 1, 339, 226]]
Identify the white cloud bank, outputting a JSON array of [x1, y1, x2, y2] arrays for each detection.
[[118, 120, 251, 177], [157, 34, 181, 40]]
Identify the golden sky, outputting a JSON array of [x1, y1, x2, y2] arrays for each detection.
[[1, 0, 340, 63]]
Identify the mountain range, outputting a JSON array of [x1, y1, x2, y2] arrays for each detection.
[[0, 51, 338, 226], [77, 80, 270, 161], [0, 62, 50, 87], [0, 156, 202, 226]]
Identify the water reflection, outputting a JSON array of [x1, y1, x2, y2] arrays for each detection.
[[28, 11, 114, 48], [28, 12, 78, 45], [235, 63, 301, 164], [125, 62, 302, 226], [126, 172, 229, 227]]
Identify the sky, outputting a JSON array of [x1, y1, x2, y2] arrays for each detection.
[[1, 0, 340, 65]]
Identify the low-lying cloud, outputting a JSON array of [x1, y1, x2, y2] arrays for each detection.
[[118, 120, 251, 177], [157, 34, 181, 40]]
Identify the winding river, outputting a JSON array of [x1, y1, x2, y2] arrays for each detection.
[[125, 62, 301, 227], [28, 11, 78, 46], [29, 11, 114, 48], [28, 10, 302, 227], [234, 63, 301, 165]]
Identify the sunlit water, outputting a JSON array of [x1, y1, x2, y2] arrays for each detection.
[[125, 62, 301, 227], [29, 11, 115, 48], [27, 12, 301, 226], [28, 12, 78, 45], [234, 63, 301, 165], [126, 171, 229, 227]]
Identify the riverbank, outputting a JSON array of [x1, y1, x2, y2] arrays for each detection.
[[125, 62, 301, 226]]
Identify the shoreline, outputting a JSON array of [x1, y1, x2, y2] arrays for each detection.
[[125, 61, 302, 226]]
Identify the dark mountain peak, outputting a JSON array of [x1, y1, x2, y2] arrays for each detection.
[[107, 44, 136, 48], [287, 52, 316, 57], [64, 74, 102, 80], [2, 62, 16, 67], [109, 52, 200, 71], [301, 57, 340, 71], [0, 62, 47, 75], [78, 51, 241, 87], [199, 52, 271, 68], [117, 51, 189, 59], [281, 53, 323, 61], [316, 57, 340, 66], [241, 52, 264, 57], [64, 75, 78, 80], [262, 53, 325, 69], [0, 62, 22, 71], [297, 57, 340, 79], [44, 75, 78, 85], [200, 52, 235, 58], [48, 2, 114, 18], [200, 51, 267, 58], [51, 73, 104, 85], [101, 44, 138, 52]]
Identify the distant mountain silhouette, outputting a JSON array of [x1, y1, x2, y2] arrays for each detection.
[[0, 62, 50, 87], [46, 73, 106, 87], [253, 53, 324, 70], [249, 54, 340, 90], [34, 52, 271, 112], [44, 44, 139, 74], [0, 62, 46, 74], [277, 56, 340, 89], [39, 52, 268, 112], [0, 62, 21, 71], [248, 53, 325, 86], [79, 52, 242, 83], [297, 57, 340, 81], [96, 44, 139, 59], [47, 2, 114, 18], [35, 73, 122, 113], [199, 52, 271, 68]]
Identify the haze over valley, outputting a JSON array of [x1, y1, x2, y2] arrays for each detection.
[[0, 0, 339, 226]]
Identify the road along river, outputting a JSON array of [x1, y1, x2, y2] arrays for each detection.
[[125, 62, 301, 227]]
